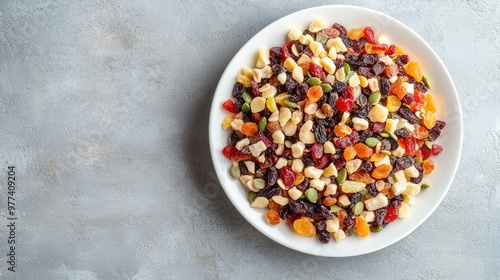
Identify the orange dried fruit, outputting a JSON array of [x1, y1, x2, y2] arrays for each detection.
[[355, 216, 370, 237], [293, 217, 316, 237], [347, 27, 364, 40], [386, 95, 402, 112], [343, 146, 357, 161], [424, 94, 436, 113], [413, 124, 429, 140], [294, 172, 305, 186], [353, 143, 373, 159], [334, 124, 352, 137], [422, 159, 435, 174], [268, 199, 281, 212], [241, 122, 258, 137], [423, 111, 437, 129], [352, 171, 375, 184], [405, 61, 423, 82], [306, 85, 324, 103], [322, 196, 337, 207], [369, 153, 385, 162], [372, 164, 392, 179], [267, 210, 281, 225]]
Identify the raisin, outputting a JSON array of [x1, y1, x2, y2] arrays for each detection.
[[271, 63, 285, 75], [258, 185, 281, 199], [296, 178, 310, 192], [238, 161, 248, 175], [315, 220, 326, 231], [333, 81, 347, 93], [229, 131, 239, 146], [390, 199, 402, 209], [427, 130, 441, 142], [358, 67, 375, 79], [232, 82, 244, 98], [360, 161, 374, 172], [266, 166, 278, 187], [336, 137, 352, 148], [358, 130, 373, 143], [351, 193, 362, 204], [302, 154, 315, 167], [378, 139, 390, 151], [328, 92, 339, 108], [317, 205, 334, 220], [361, 54, 378, 66], [285, 74, 299, 92], [374, 209, 387, 226], [379, 78, 390, 97], [343, 215, 355, 230], [388, 138, 399, 150], [395, 54, 409, 66], [279, 205, 290, 219], [395, 128, 411, 138], [288, 200, 310, 214], [434, 120, 446, 130], [317, 230, 331, 244], [367, 183, 379, 197], [333, 158, 346, 170], [356, 94, 368, 108], [399, 106, 420, 124], [396, 156, 415, 170], [352, 104, 371, 118], [372, 122, 386, 133], [332, 23, 347, 36], [372, 61, 386, 76], [415, 81, 428, 93]]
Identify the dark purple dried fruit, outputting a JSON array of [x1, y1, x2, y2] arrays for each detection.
[[374, 209, 387, 226], [372, 61, 385, 76], [229, 131, 239, 146], [380, 139, 391, 151], [258, 185, 281, 199], [314, 220, 326, 231], [395, 54, 409, 66], [351, 193, 362, 204], [266, 166, 278, 187], [360, 161, 373, 172], [399, 106, 420, 124], [343, 215, 355, 230], [315, 124, 327, 144], [332, 23, 347, 36], [359, 130, 373, 143], [232, 82, 244, 98], [238, 161, 248, 175], [367, 183, 379, 197], [396, 156, 415, 170], [380, 78, 390, 96], [333, 81, 347, 93], [388, 138, 399, 150], [358, 67, 375, 78], [356, 94, 368, 108], [302, 154, 315, 167], [395, 128, 411, 138], [317, 230, 331, 244]]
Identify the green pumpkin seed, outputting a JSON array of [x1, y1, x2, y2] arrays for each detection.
[[320, 83, 333, 93], [285, 140, 292, 148], [381, 150, 392, 156], [336, 168, 347, 185], [421, 183, 430, 189], [253, 178, 266, 190], [316, 32, 328, 44], [380, 132, 390, 138], [343, 62, 351, 75], [346, 228, 357, 236], [306, 77, 322, 86], [387, 176, 395, 185], [305, 188, 318, 203], [345, 71, 355, 82], [247, 191, 257, 203], [298, 195, 306, 200], [368, 92, 381, 104], [414, 157, 423, 164], [242, 91, 252, 104], [284, 99, 298, 108], [353, 201, 364, 215], [230, 166, 241, 179], [258, 117, 267, 132], [389, 133, 398, 141], [330, 204, 341, 213], [365, 137, 380, 147], [422, 75, 431, 89], [370, 226, 383, 233], [424, 140, 433, 149], [359, 188, 369, 196], [241, 103, 251, 114]]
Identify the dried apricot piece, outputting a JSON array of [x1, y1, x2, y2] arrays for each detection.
[[422, 159, 435, 174], [354, 143, 373, 159], [347, 27, 364, 40], [293, 217, 316, 237], [267, 210, 281, 225], [369, 153, 385, 162], [241, 122, 258, 137], [334, 124, 352, 137], [372, 164, 392, 179], [352, 170, 375, 184], [413, 124, 429, 140], [294, 172, 305, 186], [423, 111, 437, 129], [405, 61, 423, 82], [268, 199, 281, 212], [355, 216, 370, 237], [386, 95, 401, 112], [306, 85, 324, 103], [343, 146, 357, 161], [424, 94, 436, 113]]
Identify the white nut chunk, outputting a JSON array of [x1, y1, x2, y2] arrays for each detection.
[[334, 229, 346, 241], [251, 197, 269, 208], [292, 66, 304, 83], [404, 166, 420, 178], [299, 120, 316, 144], [320, 57, 336, 74], [278, 107, 292, 127], [255, 48, 270, 68], [341, 180, 366, 193], [277, 72, 287, 85], [304, 166, 324, 179], [288, 28, 302, 41], [324, 183, 337, 196], [398, 202, 410, 218], [310, 41, 327, 57], [291, 159, 304, 173], [308, 19, 326, 32], [272, 195, 289, 206], [326, 37, 347, 53], [291, 141, 305, 158], [288, 187, 303, 200], [235, 138, 250, 150], [272, 130, 285, 144], [352, 117, 369, 131], [326, 217, 340, 233], [404, 182, 421, 196], [345, 159, 362, 174], [248, 141, 267, 157], [364, 193, 389, 211], [250, 97, 266, 113], [274, 157, 288, 169], [324, 141, 336, 154], [368, 104, 389, 123], [310, 179, 326, 191], [360, 211, 375, 223], [322, 163, 338, 177], [284, 57, 298, 70], [391, 181, 407, 196]]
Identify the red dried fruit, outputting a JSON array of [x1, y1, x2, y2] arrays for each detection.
[[363, 26, 376, 44], [252, 113, 261, 122], [342, 86, 354, 99], [421, 144, 431, 160], [384, 206, 398, 223], [311, 143, 324, 160], [414, 89, 425, 103], [386, 44, 396, 56], [314, 155, 330, 169], [336, 97, 354, 112], [255, 132, 273, 148], [222, 145, 251, 162], [309, 62, 325, 78], [323, 27, 341, 38], [222, 99, 239, 114], [372, 122, 386, 133], [279, 166, 295, 187], [432, 144, 443, 156], [404, 137, 418, 156], [251, 80, 261, 97], [335, 137, 352, 148], [281, 42, 294, 59]]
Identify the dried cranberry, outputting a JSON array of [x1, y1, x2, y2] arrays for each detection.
[[222, 99, 239, 114], [342, 86, 354, 100], [395, 54, 409, 66], [281, 42, 294, 59], [332, 23, 347, 36], [349, 130, 360, 144], [269, 46, 282, 59], [334, 158, 346, 170], [279, 166, 295, 187], [421, 144, 431, 160], [314, 155, 330, 169], [401, 93, 414, 105], [384, 207, 398, 224], [310, 143, 324, 159], [432, 144, 443, 156], [372, 122, 386, 133], [386, 44, 396, 56], [250, 80, 260, 97], [336, 97, 354, 112], [335, 137, 352, 148], [309, 62, 325, 78]]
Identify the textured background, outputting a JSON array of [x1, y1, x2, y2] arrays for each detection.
[[0, 0, 499, 279]]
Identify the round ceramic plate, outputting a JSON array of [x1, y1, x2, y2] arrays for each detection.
[[209, 5, 462, 257]]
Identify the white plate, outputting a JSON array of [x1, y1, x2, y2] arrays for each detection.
[[209, 5, 462, 257]]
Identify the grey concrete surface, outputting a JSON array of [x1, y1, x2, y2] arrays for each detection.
[[0, 0, 499, 279]]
